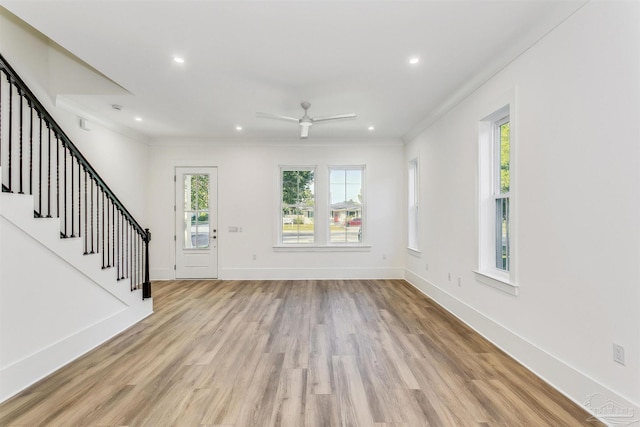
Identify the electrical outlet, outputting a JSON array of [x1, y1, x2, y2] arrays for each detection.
[[448, 273, 451, 281], [382, 254, 387, 260], [252, 254, 257, 261], [425, 263, 429, 271], [613, 344, 625, 365], [457, 277, 461, 287]]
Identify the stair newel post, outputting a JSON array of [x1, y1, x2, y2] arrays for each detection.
[[143, 228, 151, 299]]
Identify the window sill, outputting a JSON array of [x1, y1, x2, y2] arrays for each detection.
[[407, 248, 421, 257], [273, 245, 372, 252], [473, 270, 518, 296]]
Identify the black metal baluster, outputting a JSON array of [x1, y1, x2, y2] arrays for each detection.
[[56, 135, 59, 218], [112, 203, 116, 271], [29, 105, 33, 195], [133, 232, 137, 289], [63, 146, 68, 237], [46, 126, 51, 217], [18, 91, 23, 194], [7, 81, 13, 192], [101, 190, 106, 268], [91, 178, 95, 253], [0, 73, 2, 171], [121, 214, 125, 280], [77, 159, 81, 237], [106, 198, 111, 267], [37, 116, 42, 215], [70, 154, 74, 235], [116, 210, 120, 280], [83, 169, 88, 254], [127, 221, 131, 279]]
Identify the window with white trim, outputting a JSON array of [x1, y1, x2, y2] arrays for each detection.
[[408, 159, 419, 251], [280, 167, 316, 244], [476, 103, 515, 292], [329, 166, 364, 243]]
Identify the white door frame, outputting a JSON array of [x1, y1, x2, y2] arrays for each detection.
[[175, 166, 218, 279]]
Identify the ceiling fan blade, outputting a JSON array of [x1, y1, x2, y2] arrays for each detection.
[[312, 113, 357, 122], [256, 112, 300, 123], [300, 125, 310, 138]]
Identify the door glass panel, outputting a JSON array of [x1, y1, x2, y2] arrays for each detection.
[[183, 174, 210, 249]]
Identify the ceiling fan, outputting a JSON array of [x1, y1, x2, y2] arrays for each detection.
[[256, 101, 357, 138]]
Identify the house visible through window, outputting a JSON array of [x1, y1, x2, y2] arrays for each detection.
[[280, 168, 315, 244], [329, 167, 364, 243]]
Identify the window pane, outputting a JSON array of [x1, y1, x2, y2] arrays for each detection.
[[499, 122, 510, 194], [198, 175, 209, 209], [408, 160, 418, 250], [183, 173, 210, 248], [495, 197, 510, 271], [195, 211, 210, 248], [329, 168, 363, 243], [183, 212, 194, 248], [281, 170, 315, 244]]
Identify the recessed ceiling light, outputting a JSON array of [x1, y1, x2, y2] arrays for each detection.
[[368, 126, 375, 131], [235, 126, 243, 131], [135, 117, 142, 122], [409, 57, 420, 65], [173, 57, 185, 64]]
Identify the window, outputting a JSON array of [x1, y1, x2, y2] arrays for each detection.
[[476, 101, 516, 294], [408, 159, 419, 251], [182, 174, 210, 249], [329, 167, 364, 243], [494, 117, 510, 271], [280, 167, 316, 244]]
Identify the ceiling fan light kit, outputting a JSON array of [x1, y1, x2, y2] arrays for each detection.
[[257, 101, 357, 138]]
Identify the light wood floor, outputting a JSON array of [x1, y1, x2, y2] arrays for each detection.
[[0, 279, 601, 426]]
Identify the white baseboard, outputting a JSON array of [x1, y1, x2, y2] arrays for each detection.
[[0, 300, 152, 403], [403, 269, 639, 427], [219, 267, 404, 280], [150, 268, 175, 280]]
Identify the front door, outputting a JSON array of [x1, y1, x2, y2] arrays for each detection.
[[175, 167, 218, 278]]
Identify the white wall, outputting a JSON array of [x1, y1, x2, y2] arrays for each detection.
[[147, 139, 405, 280], [405, 0, 640, 418]]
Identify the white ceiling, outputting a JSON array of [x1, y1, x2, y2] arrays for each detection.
[[1, 0, 586, 141]]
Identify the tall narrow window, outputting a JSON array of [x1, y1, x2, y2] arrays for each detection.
[[183, 174, 210, 249], [408, 159, 419, 251], [329, 167, 364, 243], [476, 101, 515, 294], [494, 117, 510, 270], [280, 168, 315, 244]]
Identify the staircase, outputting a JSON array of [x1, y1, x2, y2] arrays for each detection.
[[0, 54, 152, 402]]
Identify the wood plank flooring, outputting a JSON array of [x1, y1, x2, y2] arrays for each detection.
[[0, 279, 602, 426]]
